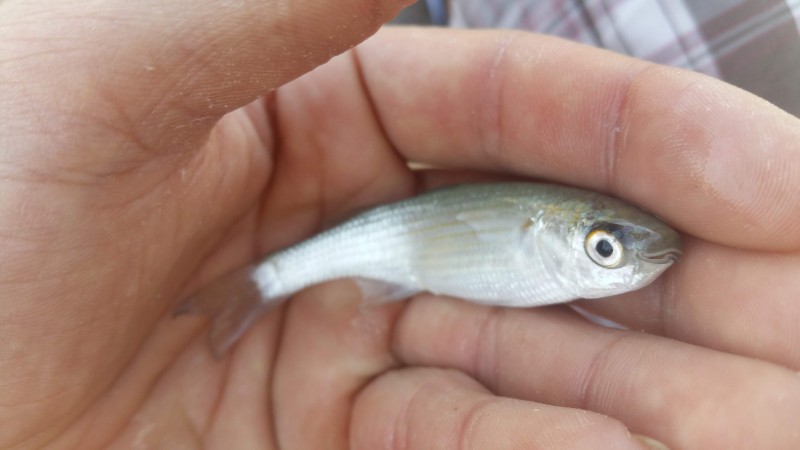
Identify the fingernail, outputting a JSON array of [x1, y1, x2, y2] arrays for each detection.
[[633, 434, 670, 450]]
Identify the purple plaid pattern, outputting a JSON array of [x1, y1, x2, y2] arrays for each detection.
[[441, 0, 800, 115]]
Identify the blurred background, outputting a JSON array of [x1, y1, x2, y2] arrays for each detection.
[[393, 0, 434, 24], [389, 0, 800, 117]]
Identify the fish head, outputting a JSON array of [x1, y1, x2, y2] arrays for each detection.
[[544, 195, 682, 299]]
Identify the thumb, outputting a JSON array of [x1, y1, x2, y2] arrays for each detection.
[[0, 1, 410, 446], [0, 0, 412, 166]]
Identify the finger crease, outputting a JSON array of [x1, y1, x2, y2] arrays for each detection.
[[350, 45, 409, 171], [576, 331, 634, 411], [605, 64, 661, 193], [473, 306, 503, 393], [477, 32, 518, 168], [398, 378, 436, 450], [657, 267, 681, 338], [456, 396, 495, 450]]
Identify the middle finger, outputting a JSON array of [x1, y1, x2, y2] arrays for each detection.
[[393, 296, 800, 449], [351, 367, 652, 450]]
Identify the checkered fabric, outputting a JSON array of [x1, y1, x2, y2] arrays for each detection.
[[430, 0, 800, 115]]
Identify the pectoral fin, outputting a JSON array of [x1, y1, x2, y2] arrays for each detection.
[[354, 278, 421, 305]]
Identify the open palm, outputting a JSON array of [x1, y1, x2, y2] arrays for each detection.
[[2, 1, 799, 449]]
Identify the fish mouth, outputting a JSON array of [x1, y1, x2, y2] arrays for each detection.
[[636, 248, 682, 264]]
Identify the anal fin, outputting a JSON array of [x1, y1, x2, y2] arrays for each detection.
[[176, 264, 283, 357]]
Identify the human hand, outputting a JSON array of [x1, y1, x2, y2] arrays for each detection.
[[2, 2, 799, 450]]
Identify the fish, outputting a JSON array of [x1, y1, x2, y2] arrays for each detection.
[[178, 182, 682, 356]]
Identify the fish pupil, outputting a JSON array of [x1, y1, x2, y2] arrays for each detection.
[[595, 239, 614, 258]]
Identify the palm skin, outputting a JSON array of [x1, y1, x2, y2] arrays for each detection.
[[2, 1, 800, 449]]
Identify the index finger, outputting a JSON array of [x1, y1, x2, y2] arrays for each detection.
[[356, 27, 800, 250]]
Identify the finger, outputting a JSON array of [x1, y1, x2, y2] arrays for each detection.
[[351, 367, 654, 450], [356, 27, 800, 250], [256, 50, 415, 252], [271, 281, 402, 449], [1, 0, 412, 164], [575, 236, 800, 369], [394, 297, 800, 450]]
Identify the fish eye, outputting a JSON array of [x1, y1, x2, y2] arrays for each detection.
[[585, 229, 624, 268]]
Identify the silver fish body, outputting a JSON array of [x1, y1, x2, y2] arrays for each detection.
[[180, 182, 681, 355]]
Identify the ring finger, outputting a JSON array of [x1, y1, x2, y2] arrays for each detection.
[[351, 367, 656, 450], [393, 296, 800, 449]]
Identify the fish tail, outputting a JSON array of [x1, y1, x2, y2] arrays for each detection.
[[175, 264, 282, 357]]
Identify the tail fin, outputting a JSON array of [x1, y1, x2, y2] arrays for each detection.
[[176, 265, 280, 357]]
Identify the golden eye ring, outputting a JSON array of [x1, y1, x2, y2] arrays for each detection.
[[585, 229, 624, 268]]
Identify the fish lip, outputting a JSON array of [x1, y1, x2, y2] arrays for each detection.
[[636, 248, 682, 264]]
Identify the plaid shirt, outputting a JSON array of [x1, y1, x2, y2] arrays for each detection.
[[426, 0, 800, 116]]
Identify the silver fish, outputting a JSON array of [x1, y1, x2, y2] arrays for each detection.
[[179, 182, 681, 355]]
